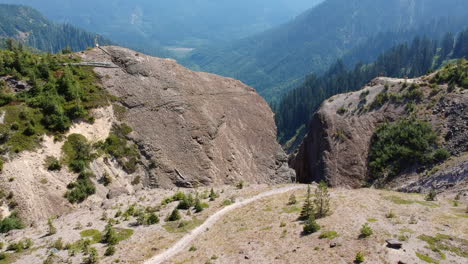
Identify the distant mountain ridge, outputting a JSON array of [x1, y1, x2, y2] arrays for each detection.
[[0, 0, 324, 55], [0, 4, 111, 53], [186, 0, 468, 101]]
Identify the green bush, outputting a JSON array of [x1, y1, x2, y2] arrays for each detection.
[[44, 156, 61, 171], [431, 149, 450, 163], [359, 223, 373, 238], [0, 211, 23, 233], [65, 172, 96, 203], [104, 245, 116, 256], [369, 120, 439, 181], [62, 134, 95, 173], [355, 252, 365, 263]]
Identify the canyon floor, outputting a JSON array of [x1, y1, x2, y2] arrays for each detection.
[[2, 184, 467, 264]]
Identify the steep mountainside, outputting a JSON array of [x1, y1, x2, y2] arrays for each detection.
[[187, 0, 468, 101], [0, 45, 293, 226], [276, 28, 468, 148], [81, 46, 294, 189], [0, 4, 110, 52], [292, 62, 467, 192]]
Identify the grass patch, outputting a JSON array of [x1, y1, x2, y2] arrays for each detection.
[[418, 234, 468, 258], [163, 218, 203, 233], [399, 228, 415, 234], [115, 228, 134, 242], [384, 196, 439, 208], [416, 252, 439, 263], [282, 206, 301, 214], [367, 218, 378, 222], [319, 231, 339, 239], [80, 229, 102, 243], [260, 226, 272, 231]]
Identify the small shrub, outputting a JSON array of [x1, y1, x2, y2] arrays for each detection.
[[147, 213, 159, 225], [236, 180, 244, 189], [189, 245, 197, 252], [431, 149, 450, 163], [288, 194, 297, 205], [52, 238, 64, 250], [65, 172, 96, 203], [83, 247, 99, 264], [359, 223, 373, 239], [104, 245, 116, 256], [354, 252, 365, 263], [425, 189, 437, 201], [44, 156, 61, 171], [386, 210, 396, 218], [47, 217, 57, 236]]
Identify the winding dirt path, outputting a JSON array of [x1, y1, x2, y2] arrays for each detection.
[[144, 185, 305, 264]]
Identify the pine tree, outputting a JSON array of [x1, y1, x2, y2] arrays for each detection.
[[299, 185, 313, 220], [209, 188, 217, 201], [303, 215, 320, 234], [167, 208, 181, 222], [313, 181, 331, 219], [102, 223, 118, 245], [194, 197, 203, 213]]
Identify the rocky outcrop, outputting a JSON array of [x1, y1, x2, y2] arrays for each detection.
[[292, 74, 467, 190], [81, 46, 294, 188]]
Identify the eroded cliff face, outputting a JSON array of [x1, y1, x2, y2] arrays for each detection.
[[292, 73, 467, 191], [81, 46, 294, 188]]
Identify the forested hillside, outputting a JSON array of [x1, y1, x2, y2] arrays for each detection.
[[186, 0, 468, 101], [0, 0, 323, 54], [0, 4, 110, 53], [276, 28, 468, 149]]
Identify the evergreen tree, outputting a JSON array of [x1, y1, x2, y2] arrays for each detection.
[[167, 208, 181, 222], [302, 215, 320, 235], [194, 197, 203, 213], [299, 185, 313, 220], [313, 181, 331, 219], [147, 213, 159, 225], [102, 223, 118, 246], [209, 188, 217, 201]]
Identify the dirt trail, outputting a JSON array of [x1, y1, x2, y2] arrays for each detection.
[[144, 185, 305, 264]]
